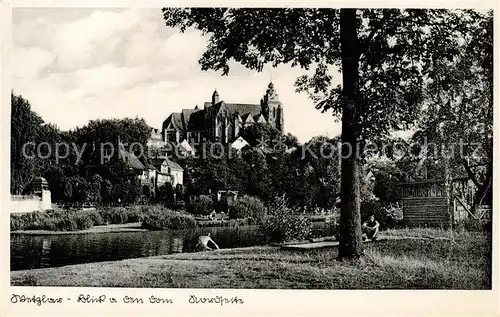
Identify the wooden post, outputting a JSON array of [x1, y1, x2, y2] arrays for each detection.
[[441, 128, 454, 236]]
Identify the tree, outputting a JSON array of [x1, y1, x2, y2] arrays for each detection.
[[74, 117, 151, 164], [413, 11, 493, 214], [10, 93, 44, 194], [88, 174, 103, 204], [157, 183, 174, 202], [163, 8, 482, 259], [63, 180, 73, 201], [240, 122, 281, 148], [101, 179, 113, 202]]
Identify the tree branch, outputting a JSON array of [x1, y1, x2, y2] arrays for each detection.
[[461, 159, 481, 188]]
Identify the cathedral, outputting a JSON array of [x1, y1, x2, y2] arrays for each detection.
[[162, 82, 284, 145]]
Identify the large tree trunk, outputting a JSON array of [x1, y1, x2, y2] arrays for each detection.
[[338, 9, 363, 260]]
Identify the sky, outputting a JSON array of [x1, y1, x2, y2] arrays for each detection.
[[12, 8, 343, 143]]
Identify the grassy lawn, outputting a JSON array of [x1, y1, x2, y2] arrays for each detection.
[[11, 229, 491, 289]]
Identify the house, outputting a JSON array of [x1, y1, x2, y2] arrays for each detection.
[[146, 127, 165, 149], [162, 82, 284, 146], [152, 158, 184, 188]]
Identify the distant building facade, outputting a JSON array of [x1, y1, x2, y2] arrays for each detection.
[[162, 82, 284, 145], [146, 128, 165, 148]]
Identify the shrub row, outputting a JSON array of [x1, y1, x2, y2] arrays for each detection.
[[10, 208, 101, 231], [141, 205, 196, 230], [12, 205, 154, 231], [98, 205, 142, 225]]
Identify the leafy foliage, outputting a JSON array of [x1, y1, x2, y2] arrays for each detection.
[[361, 200, 403, 230], [10, 208, 103, 231], [141, 206, 196, 230], [261, 195, 312, 243], [187, 195, 214, 215], [228, 195, 266, 222]]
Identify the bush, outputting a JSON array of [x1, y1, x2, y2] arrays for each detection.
[[260, 195, 312, 243], [141, 205, 196, 230], [228, 195, 266, 223], [459, 218, 492, 232], [187, 195, 214, 216], [99, 207, 129, 224], [123, 205, 142, 223], [10, 213, 26, 231], [77, 209, 104, 226], [74, 211, 97, 230]]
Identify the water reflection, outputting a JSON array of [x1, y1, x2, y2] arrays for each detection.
[[40, 238, 51, 268]]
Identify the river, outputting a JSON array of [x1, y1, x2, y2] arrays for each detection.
[[10, 223, 334, 271]]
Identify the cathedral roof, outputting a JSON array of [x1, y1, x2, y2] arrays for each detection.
[[186, 109, 205, 130], [163, 113, 185, 132], [181, 109, 199, 127], [241, 113, 254, 122], [211, 101, 261, 117]]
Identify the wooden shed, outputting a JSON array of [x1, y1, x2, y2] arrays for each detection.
[[398, 177, 473, 228]]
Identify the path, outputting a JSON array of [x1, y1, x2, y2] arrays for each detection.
[[280, 235, 435, 250]]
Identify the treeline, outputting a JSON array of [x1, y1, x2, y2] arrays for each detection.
[[11, 92, 151, 205]]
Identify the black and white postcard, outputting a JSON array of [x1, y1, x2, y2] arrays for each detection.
[[2, 1, 498, 316]]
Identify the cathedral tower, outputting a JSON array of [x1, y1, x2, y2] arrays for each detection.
[[212, 89, 220, 105], [261, 82, 283, 132]]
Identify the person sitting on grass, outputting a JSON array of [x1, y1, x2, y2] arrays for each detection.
[[195, 233, 220, 251], [362, 214, 380, 241]]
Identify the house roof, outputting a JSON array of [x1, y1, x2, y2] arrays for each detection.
[[166, 158, 184, 171], [166, 94, 264, 133], [140, 158, 158, 171], [119, 147, 145, 170], [231, 136, 250, 151], [151, 157, 184, 172], [182, 109, 201, 128], [179, 139, 195, 153]]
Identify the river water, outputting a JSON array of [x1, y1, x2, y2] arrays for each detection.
[[11, 223, 334, 271]]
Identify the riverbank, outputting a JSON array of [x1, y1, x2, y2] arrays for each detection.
[[11, 229, 491, 289]]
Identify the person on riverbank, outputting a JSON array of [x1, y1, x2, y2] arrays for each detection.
[[195, 233, 220, 251], [362, 214, 380, 241]]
